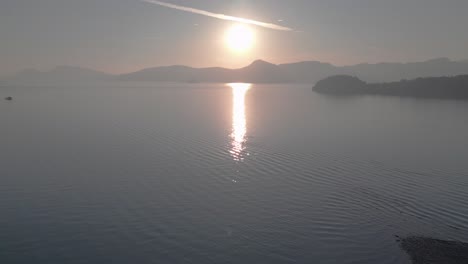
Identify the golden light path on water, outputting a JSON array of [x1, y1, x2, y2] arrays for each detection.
[[228, 83, 251, 161]]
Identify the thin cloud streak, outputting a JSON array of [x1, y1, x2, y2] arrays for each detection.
[[142, 0, 293, 31]]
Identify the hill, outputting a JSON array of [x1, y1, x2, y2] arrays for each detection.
[[5, 66, 113, 84], [118, 60, 289, 83], [117, 58, 468, 84]]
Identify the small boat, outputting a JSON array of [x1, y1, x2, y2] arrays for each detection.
[[5, 96, 12, 101]]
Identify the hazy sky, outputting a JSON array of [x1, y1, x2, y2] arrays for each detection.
[[1, 0, 468, 75]]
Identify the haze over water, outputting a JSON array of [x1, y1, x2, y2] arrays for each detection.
[[2, 83, 468, 263]]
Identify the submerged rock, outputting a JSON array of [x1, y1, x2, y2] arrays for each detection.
[[399, 236, 468, 264]]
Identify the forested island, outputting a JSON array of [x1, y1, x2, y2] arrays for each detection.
[[313, 75, 468, 99]]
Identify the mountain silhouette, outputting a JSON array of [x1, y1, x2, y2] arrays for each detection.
[[5, 58, 468, 84], [278, 61, 340, 83], [118, 59, 288, 83], [6, 66, 112, 83], [234, 60, 290, 83]]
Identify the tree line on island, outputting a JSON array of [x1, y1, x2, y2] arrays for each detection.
[[313, 75, 468, 100]]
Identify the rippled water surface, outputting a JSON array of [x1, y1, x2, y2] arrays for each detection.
[[2, 83, 468, 263]]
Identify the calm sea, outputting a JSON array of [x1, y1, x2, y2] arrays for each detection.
[[1, 83, 468, 263]]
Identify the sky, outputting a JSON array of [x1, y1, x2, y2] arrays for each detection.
[[1, 0, 468, 76]]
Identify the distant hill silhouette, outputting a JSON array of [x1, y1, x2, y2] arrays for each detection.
[[5, 66, 113, 84], [118, 58, 468, 84], [5, 58, 468, 84], [340, 58, 468, 83], [313, 75, 468, 99], [236, 60, 290, 83], [118, 60, 289, 83], [278, 61, 342, 83]]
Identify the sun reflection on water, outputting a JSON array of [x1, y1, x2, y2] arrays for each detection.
[[228, 83, 251, 161]]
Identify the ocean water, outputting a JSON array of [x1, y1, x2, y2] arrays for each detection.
[[1, 83, 468, 264]]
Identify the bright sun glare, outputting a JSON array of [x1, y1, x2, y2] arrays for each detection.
[[225, 24, 255, 53]]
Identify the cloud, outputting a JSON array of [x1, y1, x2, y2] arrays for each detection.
[[142, 0, 293, 31]]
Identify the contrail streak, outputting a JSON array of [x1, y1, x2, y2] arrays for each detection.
[[142, 0, 293, 31]]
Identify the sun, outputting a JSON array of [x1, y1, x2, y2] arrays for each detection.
[[225, 24, 255, 53]]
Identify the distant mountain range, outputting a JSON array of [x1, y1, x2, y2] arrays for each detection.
[[5, 58, 468, 84], [117, 60, 290, 83], [6, 66, 114, 83]]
